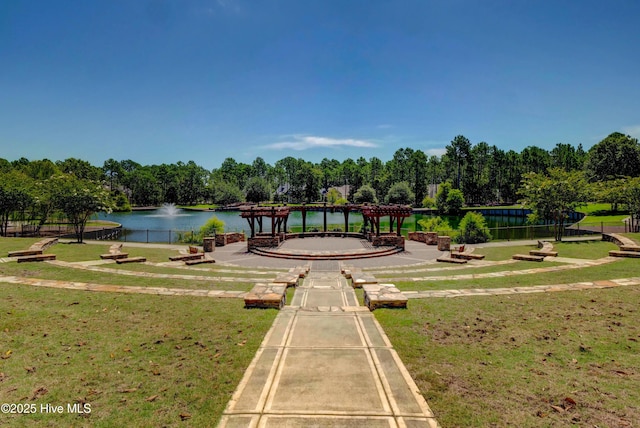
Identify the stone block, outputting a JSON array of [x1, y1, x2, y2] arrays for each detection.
[[437, 236, 451, 251], [244, 283, 287, 309], [363, 283, 408, 310]]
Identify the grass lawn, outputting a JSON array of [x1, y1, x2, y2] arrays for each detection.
[[0, 262, 255, 292], [393, 258, 640, 291], [376, 287, 640, 427], [0, 285, 277, 427]]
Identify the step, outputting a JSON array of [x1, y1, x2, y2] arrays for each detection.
[[620, 245, 640, 252], [185, 258, 216, 265], [17, 254, 56, 263], [244, 283, 287, 309], [512, 254, 545, 262], [116, 256, 147, 264], [100, 252, 129, 260], [436, 257, 467, 264], [609, 250, 640, 258], [363, 283, 408, 311], [8, 249, 43, 257]]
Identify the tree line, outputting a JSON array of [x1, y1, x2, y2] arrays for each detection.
[[1, 131, 640, 240]]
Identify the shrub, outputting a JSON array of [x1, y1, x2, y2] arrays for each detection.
[[456, 212, 491, 244], [418, 216, 454, 236], [421, 196, 435, 208], [335, 197, 349, 205]]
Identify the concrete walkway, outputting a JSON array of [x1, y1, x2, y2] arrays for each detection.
[[218, 269, 439, 428]]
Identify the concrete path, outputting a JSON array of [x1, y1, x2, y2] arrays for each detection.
[[218, 269, 439, 427]]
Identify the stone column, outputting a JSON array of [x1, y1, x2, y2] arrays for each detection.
[[437, 236, 451, 251], [203, 237, 215, 252]]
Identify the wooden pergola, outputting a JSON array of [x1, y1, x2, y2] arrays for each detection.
[[360, 205, 413, 237], [240, 204, 413, 238], [240, 206, 291, 238]]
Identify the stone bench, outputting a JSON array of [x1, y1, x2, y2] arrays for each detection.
[[609, 250, 640, 258], [363, 283, 408, 311], [436, 256, 467, 264], [100, 252, 130, 260], [451, 252, 485, 260], [8, 237, 59, 257], [31, 237, 58, 251], [512, 254, 545, 262], [244, 283, 287, 309], [288, 266, 309, 278], [529, 241, 558, 257], [169, 253, 204, 261], [272, 273, 300, 288], [351, 272, 378, 288], [185, 258, 216, 265], [8, 249, 43, 257], [603, 233, 640, 257], [17, 254, 56, 263], [100, 243, 129, 260], [116, 256, 146, 264]]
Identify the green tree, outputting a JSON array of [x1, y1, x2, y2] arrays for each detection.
[[326, 188, 342, 204], [0, 170, 34, 236], [214, 181, 244, 206], [456, 212, 491, 244], [244, 177, 271, 203], [519, 168, 590, 241], [585, 132, 640, 181], [385, 181, 414, 205], [625, 177, 640, 232], [52, 175, 113, 243], [446, 189, 465, 214], [444, 135, 471, 189], [435, 182, 464, 214], [353, 184, 378, 204]]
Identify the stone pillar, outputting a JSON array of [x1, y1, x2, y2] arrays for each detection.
[[203, 237, 215, 253], [426, 232, 438, 245], [437, 236, 451, 251]]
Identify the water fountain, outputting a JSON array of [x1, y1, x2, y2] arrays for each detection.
[[157, 203, 181, 217]]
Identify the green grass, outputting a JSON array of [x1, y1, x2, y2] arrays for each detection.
[[392, 258, 640, 291], [0, 284, 276, 427], [0, 262, 255, 292], [375, 287, 640, 427]]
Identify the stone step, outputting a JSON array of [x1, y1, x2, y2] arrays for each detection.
[[363, 283, 408, 310], [436, 256, 467, 264], [244, 283, 286, 309], [620, 245, 640, 252], [609, 250, 640, 258], [116, 256, 147, 264], [16, 254, 56, 263], [512, 254, 545, 262]]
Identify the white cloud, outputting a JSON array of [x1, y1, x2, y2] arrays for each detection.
[[265, 135, 377, 151], [425, 148, 447, 157], [622, 125, 640, 139]]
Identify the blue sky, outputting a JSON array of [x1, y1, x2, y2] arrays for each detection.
[[1, 0, 639, 170]]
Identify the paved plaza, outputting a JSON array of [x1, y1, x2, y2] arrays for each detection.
[[218, 269, 439, 427]]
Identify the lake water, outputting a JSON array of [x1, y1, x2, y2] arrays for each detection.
[[96, 208, 538, 242]]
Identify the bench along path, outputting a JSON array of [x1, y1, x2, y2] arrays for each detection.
[[219, 267, 439, 427]]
